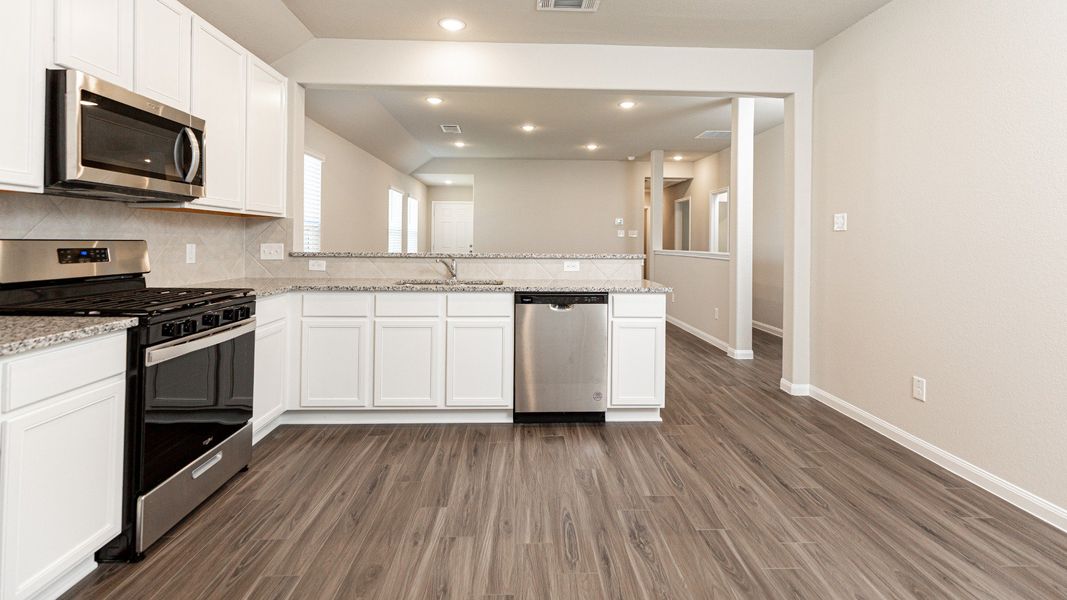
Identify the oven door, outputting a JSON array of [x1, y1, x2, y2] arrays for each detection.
[[46, 69, 206, 202], [141, 319, 255, 493]]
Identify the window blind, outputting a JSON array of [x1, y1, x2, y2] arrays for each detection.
[[388, 189, 404, 253], [406, 196, 419, 253], [302, 154, 323, 252]]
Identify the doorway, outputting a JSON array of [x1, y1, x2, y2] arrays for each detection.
[[432, 201, 474, 253]]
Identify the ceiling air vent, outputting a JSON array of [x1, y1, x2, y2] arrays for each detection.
[[695, 130, 731, 140], [536, 0, 600, 12], [440, 124, 462, 134]]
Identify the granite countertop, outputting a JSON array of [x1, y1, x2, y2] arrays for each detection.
[[0, 316, 138, 358], [289, 252, 646, 260], [199, 277, 672, 298]]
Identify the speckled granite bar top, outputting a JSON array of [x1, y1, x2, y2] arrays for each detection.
[[199, 278, 671, 298], [289, 252, 646, 260], [0, 316, 138, 358]]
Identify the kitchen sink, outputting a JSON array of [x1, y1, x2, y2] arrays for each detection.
[[394, 279, 505, 286]]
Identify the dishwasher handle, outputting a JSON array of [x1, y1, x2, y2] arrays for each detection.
[[548, 304, 574, 312]]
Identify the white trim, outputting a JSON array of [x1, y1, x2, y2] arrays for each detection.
[[779, 378, 810, 396], [252, 413, 284, 445], [807, 386, 1067, 534], [29, 555, 96, 600], [653, 250, 729, 261], [673, 196, 692, 251], [727, 348, 754, 360], [278, 409, 513, 425], [753, 320, 783, 337], [606, 408, 662, 422], [666, 315, 728, 352]]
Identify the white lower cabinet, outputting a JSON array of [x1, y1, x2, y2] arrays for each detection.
[[610, 318, 666, 407], [0, 377, 125, 600], [301, 319, 371, 407], [374, 319, 444, 407], [446, 319, 513, 407], [253, 318, 288, 430]]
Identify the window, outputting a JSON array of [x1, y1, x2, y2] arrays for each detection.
[[406, 196, 419, 253], [302, 153, 323, 252], [388, 188, 404, 253]]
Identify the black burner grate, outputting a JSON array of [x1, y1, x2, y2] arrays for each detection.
[[2, 287, 250, 316]]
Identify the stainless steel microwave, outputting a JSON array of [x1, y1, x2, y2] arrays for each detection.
[[45, 69, 206, 202]]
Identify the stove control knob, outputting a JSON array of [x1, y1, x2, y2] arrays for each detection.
[[181, 319, 198, 335], [222, 308, 236, 322], [162, 322, 180, 337], [202, 313, 221, 327], [237, 306, 251, 320]]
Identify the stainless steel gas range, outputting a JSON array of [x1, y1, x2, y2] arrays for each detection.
[[0, 239, 255, 561]]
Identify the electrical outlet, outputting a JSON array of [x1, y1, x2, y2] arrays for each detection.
[[185, 243, 196, 264], [614, 217, 625, 225], [833, 213, 848, 231], [616, 229, 625, 238], [563, 260, 580, 272], [260, 243, 284, 260], [671, 292, 676, 303], [714, 307, 720, 320], [628, 230, 638, 238], [308, 259, 326, 271], [912, 376, 927, 402]]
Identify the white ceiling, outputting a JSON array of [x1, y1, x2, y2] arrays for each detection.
[[281, 0, 891, 50], [305, 87, 785, 171]]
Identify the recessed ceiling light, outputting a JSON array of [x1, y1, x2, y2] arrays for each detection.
[[444, 180, 454, 185], [143, 158, 152, 163], [627, 156, 636, 161], [521, 123, 537, 133], [454, 141, 466, 148], [426, 96, 444, 105], [618, 100, 636, 110], [585, 143, 599, 151], [438, 18, 466, 32], [673, 155, 683, 161]]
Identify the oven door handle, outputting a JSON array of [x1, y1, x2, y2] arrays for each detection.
[[145, 318, 256, 367]]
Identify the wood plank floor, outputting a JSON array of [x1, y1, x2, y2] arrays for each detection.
[[64, 325, 1067, 599]]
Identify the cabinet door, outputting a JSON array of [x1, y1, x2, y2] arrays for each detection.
[[610, 319, 665, 407], [54, 0, 134, 88], [244, 57, 287, 216], [0, 0, 46, 192], [133, 0, 191, 111], [190, 18, 246, 211], [446, 319, 513, 407], [374, 319, 443, 407], [0, 379, 125, 600], [253, 318, 287, 429], [301, 319, 370, 407]]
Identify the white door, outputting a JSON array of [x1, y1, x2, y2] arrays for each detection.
[[432, 201, 474, 254], [253, 318, 288, 429], [610, 319, 666, 407], [54, 0, 134, 88], [133, 0, 191, 111], [0, 379, 125, 600], [301, 319, 371, 407], [0, 0, 45, 192], [374, 319, 443, 407], [244, 57, 287, 215], [190, 18, 246, 211], [446, 319, 513, 407]]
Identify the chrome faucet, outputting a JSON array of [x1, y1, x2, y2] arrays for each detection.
[[437, 258, 458, 281]]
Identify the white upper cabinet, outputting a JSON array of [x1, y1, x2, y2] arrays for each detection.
[[245, 57, 288, 216], [54, 0, 134, 88], [133, 0, 191, 111], [0, 0, 46, 192], [190, 17, 246, 211]]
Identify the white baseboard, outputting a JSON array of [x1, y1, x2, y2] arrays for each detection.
[[252, 413, 284, 445], [753, 320, 783, 337], [666, 315, 728, 352], [728, 348, 755, 360], [30, 555, 96, 600], [606, 407, 662, 422], [808, 386, 1067, 534], [780, 378, 810, 396], [279, 409, 514, 425]]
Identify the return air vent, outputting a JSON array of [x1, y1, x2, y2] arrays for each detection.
[[695, 130, 731, 140], [440, 124, 462, 134], [536, 0, 600, 12]]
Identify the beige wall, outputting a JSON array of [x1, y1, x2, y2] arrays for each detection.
[[417, 159, 642, 254], [304, 117, 427, 252], [657, 254, 731, 344], [813, 0, 1067, 508], [753, 124, 786, 329]]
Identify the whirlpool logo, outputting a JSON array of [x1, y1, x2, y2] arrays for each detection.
[[592, 392, 603, 402]]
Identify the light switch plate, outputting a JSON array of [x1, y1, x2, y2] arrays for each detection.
[[260, 243, 284, 260], [563, 260, 580, 272], [616, 229, 625, 238], [833, 213, 848, 231], [628, 230, 638, 238], [308, 259, 327, 271], [912, 376, 927, 402], [185, 243, 196, 264], [614, 217, 625, 225]]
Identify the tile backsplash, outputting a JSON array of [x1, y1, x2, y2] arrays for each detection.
[[0, 193, 644, 285]]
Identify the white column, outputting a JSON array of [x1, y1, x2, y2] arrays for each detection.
[[780, 94, 812, 394], [648, 149, 665, 281], [728, 98, 754, 360]]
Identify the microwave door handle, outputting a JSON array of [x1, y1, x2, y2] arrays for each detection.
[[181, 127, 201, 184], [173, 130, 187, 181]]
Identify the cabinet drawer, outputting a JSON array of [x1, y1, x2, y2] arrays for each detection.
[[302, 293, 373, 317], [612, 294, 666, 318], [2, 333, 127, 413], [447, 293, 513, 318], [375, 293, 444, 317]]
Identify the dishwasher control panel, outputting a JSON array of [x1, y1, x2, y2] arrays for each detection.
[[516, 293, 607, 305]]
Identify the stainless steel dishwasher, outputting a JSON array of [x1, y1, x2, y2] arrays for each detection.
[[514, 293, 608, 422]]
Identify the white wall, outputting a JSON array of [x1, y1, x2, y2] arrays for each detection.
[[813, 0, 1067, 511], [417, 158, 641, 253], [304, 118, 427, 252]]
